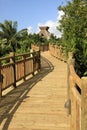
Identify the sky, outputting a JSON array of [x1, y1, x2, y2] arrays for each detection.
[[0, 0, 69, 38]]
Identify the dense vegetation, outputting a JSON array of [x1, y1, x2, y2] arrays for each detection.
[[58, 0, 87, 77], [1, 0, 87, 77], [0, 20, 50, 57]]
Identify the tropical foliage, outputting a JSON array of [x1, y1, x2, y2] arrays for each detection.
[[0, 20, 19, 54], [49, 34, 62, 45], [0, 20, 50, 57], [58, 0, 87, 77]]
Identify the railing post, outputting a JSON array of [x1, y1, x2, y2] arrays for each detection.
[[32, 51, 35, 76], [38, 50, 41, 70], [65, 52, 74, 115], [81, 77, 87, 130], [0, 61, 3, 98], [30, 49, 35, 75], [10, 52, 16, 88], [22, 55, 26, 81], [30, 49, 33, 57]]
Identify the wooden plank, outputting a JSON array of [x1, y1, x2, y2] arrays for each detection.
[[0, 51, 70, 130], [81, 77, 87, 130]]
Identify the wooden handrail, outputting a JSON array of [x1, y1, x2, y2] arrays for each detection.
[[49, 44, 66, 62], [0, 50, 41, 98], [69, 65, 81, 89], [49, 44, 87, 130], [68, 55, 87, 130]]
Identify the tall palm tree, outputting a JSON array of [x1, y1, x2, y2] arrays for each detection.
[[0, 20, 18, 52]]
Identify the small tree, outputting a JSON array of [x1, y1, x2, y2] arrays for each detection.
[[0, 20, 19, 53]]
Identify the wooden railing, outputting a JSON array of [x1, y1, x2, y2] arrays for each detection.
[[31, 44, 49, 52], [49, 44, 67, 62], [67, 53, 87, 130], [49, 45, 87, 130], [0, 50, 41, 98]]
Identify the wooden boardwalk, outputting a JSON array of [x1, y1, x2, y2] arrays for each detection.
[[0, 51, 70, 130]]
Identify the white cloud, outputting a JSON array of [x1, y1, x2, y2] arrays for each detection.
[[37, 10, 64, 38], [37, 20, 61, 38], [27, 10, 64, 38], [57, 10, 64, 21], [27, 26, 33, 34]]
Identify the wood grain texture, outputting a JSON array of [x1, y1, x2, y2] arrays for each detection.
[[0, 51, 70, 130]]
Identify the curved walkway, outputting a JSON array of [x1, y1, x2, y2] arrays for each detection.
[[0, 51, 70, 130]]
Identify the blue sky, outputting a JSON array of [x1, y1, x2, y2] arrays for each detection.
[[0, 0, 68, 37]]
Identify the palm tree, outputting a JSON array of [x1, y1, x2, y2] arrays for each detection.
[[0, 20, 18, 52]]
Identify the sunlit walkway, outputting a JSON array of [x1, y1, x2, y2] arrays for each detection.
[[0, 51, 70, 130]]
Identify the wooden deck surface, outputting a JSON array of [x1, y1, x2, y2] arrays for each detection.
[[0, 51, 70, 130]]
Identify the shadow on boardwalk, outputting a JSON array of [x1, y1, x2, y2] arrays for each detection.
[[0, 56, 54, 130]]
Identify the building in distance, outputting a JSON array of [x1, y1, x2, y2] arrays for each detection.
[[39, 26, 51, 40]]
